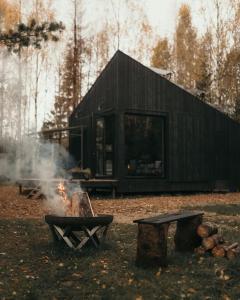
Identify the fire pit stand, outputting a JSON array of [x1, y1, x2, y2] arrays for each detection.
[[45, 214, 113, 250]]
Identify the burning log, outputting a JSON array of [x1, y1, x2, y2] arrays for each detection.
[[197, 222, 218, 238], [71, 192, 94, 217], [202, 234, 224, 250], [57, 181, 94, 217], [58, 181, 72, 216]]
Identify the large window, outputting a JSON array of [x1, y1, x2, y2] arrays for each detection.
[[96, 116, 114, 176], [125, 114, 165, 177]]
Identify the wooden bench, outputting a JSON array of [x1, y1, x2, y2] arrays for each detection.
[[133, 211, 204, 268]]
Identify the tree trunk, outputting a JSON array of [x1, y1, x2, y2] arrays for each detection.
[[17, 49, 22, 141], [174, 215, 203, 252], [34, 52, 40, 132], [0, 51, 5, 139], [135, 223, 169, 268]]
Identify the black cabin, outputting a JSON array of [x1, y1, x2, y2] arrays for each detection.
[[69, 50, 240, 193]]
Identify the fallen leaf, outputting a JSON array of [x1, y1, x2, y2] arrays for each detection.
[[128, 278, 133, 285], [187, 288, 196, 294]]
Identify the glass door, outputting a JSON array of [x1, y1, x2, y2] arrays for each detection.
[[96, 116, 114, 176]]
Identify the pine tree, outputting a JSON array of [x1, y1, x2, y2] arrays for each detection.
[[194, 30, 212, 101], [0, 19, 65, 53]]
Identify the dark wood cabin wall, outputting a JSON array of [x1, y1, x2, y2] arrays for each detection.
[[74, 54, 118, 117], [69, 50, 240, 189], [117, 52, 240, 184], [69, 52, 119, 171], [227, 116, 237, 183]]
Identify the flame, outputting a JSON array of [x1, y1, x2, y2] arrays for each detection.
[[57, 181, 72, 216]]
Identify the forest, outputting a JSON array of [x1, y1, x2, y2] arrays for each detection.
[[1, 2, 240, 299], [0, 0, 240, 147]]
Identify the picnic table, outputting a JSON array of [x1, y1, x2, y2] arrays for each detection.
[[17, 178, 119, 198], [133, 211, 204, 267]]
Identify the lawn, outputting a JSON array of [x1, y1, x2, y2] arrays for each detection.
[[0, 186, 240, 299]]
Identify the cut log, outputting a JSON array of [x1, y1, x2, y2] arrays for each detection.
[[71, 192, 94, 217], [197, 222, 218, 238], [212, 245, 226, 257], [202, 234, 224, 250], [223, 242, 239, 251], [136, 223, 170, 268], [194, 245, 206, 255], [226, 247, 240, 260]]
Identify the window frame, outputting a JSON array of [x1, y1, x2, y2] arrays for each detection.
[[95, 114, 115, 178]]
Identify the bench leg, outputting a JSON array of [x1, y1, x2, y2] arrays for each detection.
[[135, 223, 170, 268], [112, 187, 116, 198], [19, 184, 22, 195], [174, 215, 203, 252]]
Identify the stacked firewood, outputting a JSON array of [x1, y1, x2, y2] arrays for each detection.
[[194, 222, 240, 259]]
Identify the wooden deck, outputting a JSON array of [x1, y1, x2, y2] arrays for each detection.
[[17, 178, 119, 198]]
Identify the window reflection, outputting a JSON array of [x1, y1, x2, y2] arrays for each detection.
[[125, 114, 165, 177], [96, 119, 104, 175], [96, 116, 114, 176]]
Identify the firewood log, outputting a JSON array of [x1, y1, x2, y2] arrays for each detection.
[[226, 247, 240, 260], [194, 245, 206, 255], [202, 234, 224, 250], [223, 242, 239, 251], [222, 243, 239, 260], [197, 222, 218, 238], [212, 245, 226, 258]]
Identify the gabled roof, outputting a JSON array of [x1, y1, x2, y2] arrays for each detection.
[[148, 67, 172, 77], [119, 50, 233, 120], [71, 49, 237, 125]]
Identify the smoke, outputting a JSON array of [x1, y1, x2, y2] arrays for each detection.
[[0, 136, 82, 215]]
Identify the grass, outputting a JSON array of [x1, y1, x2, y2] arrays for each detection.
[[184, 203, 240, 216], [0, 217, 240, 299]]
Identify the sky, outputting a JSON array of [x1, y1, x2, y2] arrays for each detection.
[[37, 0, 209, 130], [54, 0, 205, 39]]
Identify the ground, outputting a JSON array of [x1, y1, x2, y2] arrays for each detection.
[[0, 185, 240, 299]]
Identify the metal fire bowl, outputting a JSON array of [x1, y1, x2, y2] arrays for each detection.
[[45, 214, 113, 230]]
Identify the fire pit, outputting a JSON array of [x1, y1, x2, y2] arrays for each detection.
[[45, 214, 113, 250], [45, 182, 113, 250]]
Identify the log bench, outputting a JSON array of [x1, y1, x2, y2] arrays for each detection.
[[133, 211, 204, 268]]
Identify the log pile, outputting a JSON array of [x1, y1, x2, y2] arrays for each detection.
[[194, 222, 240, 260]]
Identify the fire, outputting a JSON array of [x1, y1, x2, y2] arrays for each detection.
[[56, 180, 94, 217], [57, 181, 72, 216]]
